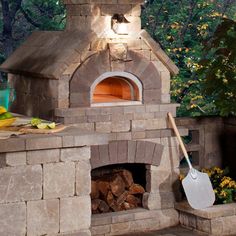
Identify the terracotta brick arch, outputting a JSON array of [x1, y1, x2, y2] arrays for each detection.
[[69, 49, 162, 107], [90, 140, 164, 169]]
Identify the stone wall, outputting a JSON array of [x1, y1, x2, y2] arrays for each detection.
[[176, 117, 224, 169], [0, 146, 91, 236], [176, 201, 236, 235], [0, 121, 182, 236]]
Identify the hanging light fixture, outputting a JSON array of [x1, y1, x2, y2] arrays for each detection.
[[111, 14, 130, 35]]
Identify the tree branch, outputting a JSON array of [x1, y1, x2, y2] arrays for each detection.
[[20, 7, 41, 28]]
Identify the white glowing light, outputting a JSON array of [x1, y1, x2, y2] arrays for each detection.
[[113, 22, 128, 35]]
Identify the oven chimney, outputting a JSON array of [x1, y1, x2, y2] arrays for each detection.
[[64, 0, 143, 37]]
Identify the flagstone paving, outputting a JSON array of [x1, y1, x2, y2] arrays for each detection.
[[121, 226, 208, 236]]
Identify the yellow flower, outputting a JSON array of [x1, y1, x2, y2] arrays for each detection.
[[220, 190, 227, 197], [220, 176, 232, 188]]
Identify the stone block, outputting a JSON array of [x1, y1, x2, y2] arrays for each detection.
[[133, 112, 155, 120], [143, 89, 161, 103], [161, 71, 170, 94], [108, 141, 118, 164], [58, 230, 91, 236], [111, 113, 133, 122], [129, 218, 159, 233], [161, 94, 171, 103], [131, 119, 146, 131], [27, 199, 59, 236], [111, 60, 126, 71], [110, 222, 131, 234], [142, 192, 174, 210], [99, 144, 109, 166], [74, 133, 108, 146], [87, 114, 111, 123], [131, 4, 141, 16], [210, 218, 224, 235], [0, 138, 25, 153], [101, 4, 132, 16], [112, 212, 134, 223], [91, 213, 112, 226], [44, 162, 75, 199], [27, 149, 60, 164], [117, 140, 128, 163], [60, 196, 91, 233], [123, 105, 145, 114], [0, 202, 26, 236], [146, 130, 161, 139], [4, 152, 26, 166], [90, 145, 100, 169], [111, 120, 130, 132], [26, 136, 62, 150], [196, 217, 211, 233], [91, 225, 111, 235], [128, 140, 136, 163], [145, 104, 160, 113], [116, 132, 132, 140], [76, 160, 91, 196], [96, 122, 112, 133], [61, 147, 90, 162], [127, 39, 142, 50], [144, 141, 156, 164], [72, 123, 95, 132], [220, 215, 236, 235], [146, 118, 167, 130], [152, 143, 164, 166], [135, 141, 146, 163], [0, 165, 42, 203], [62, 135, 75, 147], [132, 131, 146, 139]]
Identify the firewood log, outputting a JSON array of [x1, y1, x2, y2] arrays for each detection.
[[99, 200, 110, 213], [97, 180, 110, 199], [91, 180, 99, 199], [117, 191, 129, 205], [129, 183, 145, 195], [106, 190, 115, 205], [117, 169, 134, 188], [110, 174, 125, 197], [122, 202, 136, 210], [126, 194, 141, 206], [91, 199, 101, 211]]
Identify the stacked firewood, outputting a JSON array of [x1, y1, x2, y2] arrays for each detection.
[[91, 169, 145, 214]]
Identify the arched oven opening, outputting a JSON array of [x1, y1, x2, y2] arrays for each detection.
[[91, 72, 143, 107]]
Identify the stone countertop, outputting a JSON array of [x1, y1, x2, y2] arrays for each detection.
[[0, 115, 109, 153], [175, 201, 236, 219]]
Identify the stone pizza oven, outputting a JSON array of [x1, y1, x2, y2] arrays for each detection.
[[0, 0, 184, 235]]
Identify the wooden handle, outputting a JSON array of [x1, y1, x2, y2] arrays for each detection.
[[167, 112, 193, 169]]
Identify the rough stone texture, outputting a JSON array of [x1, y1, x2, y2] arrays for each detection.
[[60, 196, 91, 233], [142, 192, 175, 210], [0, 165, 42, 203], [26, 136, 62, 151], [90, 140, 164, 168], [91, 208, 179, 236], [0, 202, 26, 236], [44, 162, 75, 199], [61, 147, 90, 162], [176, 201, 236, 236], [27, 149, 60, 164], [27, 199, 59, 236], [76, 160, 91, 196], [4, 152, 26, 166]]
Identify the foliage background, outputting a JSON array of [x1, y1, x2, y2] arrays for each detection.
[[0, 0, 236, 117]]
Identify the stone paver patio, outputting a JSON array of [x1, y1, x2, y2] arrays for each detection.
[[121, 225, 207, 236]]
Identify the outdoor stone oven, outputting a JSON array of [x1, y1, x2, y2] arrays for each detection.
[[0, 0, 184, 235]]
